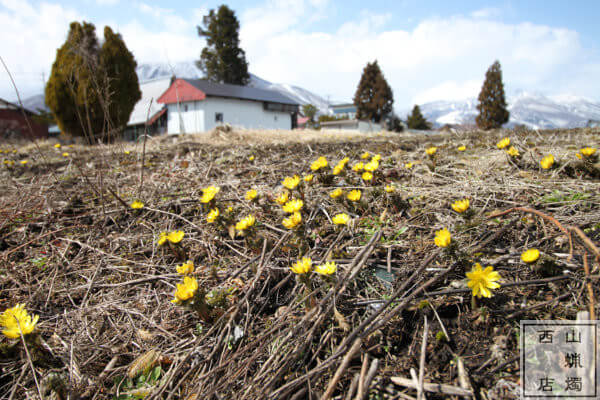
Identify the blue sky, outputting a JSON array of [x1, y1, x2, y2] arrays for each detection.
[[1, 0, 600, 109]]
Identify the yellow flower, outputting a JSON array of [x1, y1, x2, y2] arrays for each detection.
[[580, 147, 597, 157], [332, 213, 349, 225], [352, 162, 364, 172], [124, 150, 131, 155], [245, 189, 258, 201], [0, 304, 39, 339], [207, 208, 219, 223], [20, 160, 28, 165], [434, 228, 451, 248], [290, 257, 312, 274], [372, 154, 381, 162], [235, 215, 256, 231], [364, 159, 379, 172], [167, 230, 185, 244], [451, 198, 470, 213], [405, 162, 413, 169], [157, 232, 168, 246], [275, 191, 289, 205], [176, 261, 194, 275], [303, 174, 314, 182], [457, 145, 466, 151], [62, 152, 69, 157], [540, 154, 554, 169], [506, 146, 520, 157], [425, 147, 437, 156], [130, 200, 144, 209], [497, 137, 510, 149], [282, 211, 302, 229], [249, 155, 255, 161], [54, 143, 61, 149], [347, 190, 361, 202], [282, 199, 303, 213], [171, 276, 198, 304], [339, 157, 350, 166], [282, 175, 300, 190], [330, 188, 343, 199], [521, 249, 540, 264], [362, 171, 373, 181], [315, 261, 337, 276], [360, 151, 370, 159], [384, 185, 394, 193], [333, 165, 344, 175], [310, 156, 328, 171], [466, 263, 501, 298], [200, 186, 220, 203]]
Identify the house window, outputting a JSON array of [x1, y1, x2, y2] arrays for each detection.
[[215, 112, 223, 123], [184, 105, 188, 112], [274, 115, 278, 121]]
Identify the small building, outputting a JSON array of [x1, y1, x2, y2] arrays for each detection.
[[125, 78, 172, 141], [157, 79, 299, 134], [296, 115, 310, 129], [0, 98, 48, 140], [320, 119, 381, 132], [330, 103, 357, 120]]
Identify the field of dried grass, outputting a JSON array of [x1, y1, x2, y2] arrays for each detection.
[[0, 126, 599, 399]]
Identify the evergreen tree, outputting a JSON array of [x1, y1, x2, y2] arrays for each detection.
[[476, 60, 509, 130], [407, 105, 431, 130], [45, 21, 140, 142], [197, 5, 250, 85], [353, 60, 393, 123]]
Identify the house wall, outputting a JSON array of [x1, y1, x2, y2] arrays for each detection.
[[167, 97, 292, 134], [0, 109, 48, 140]]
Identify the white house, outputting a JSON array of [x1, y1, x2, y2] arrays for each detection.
[[125, 77, 172, 140], [157, 78, 299, 134], [320, 119, 382, 132]]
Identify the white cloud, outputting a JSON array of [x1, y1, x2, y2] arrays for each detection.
[[412, 80, 482, 105], [95, 0, 119, 5], [470, 7, 501, 19]]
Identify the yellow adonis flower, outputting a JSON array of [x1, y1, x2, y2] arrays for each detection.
[[235, 215, 256, 231], [360, 151, 370, 159], [130, 200, 144, 209], [124, 150, 131, 155], [540, 154, 555, 169], [457, 145, 466, 151], [580, 147, 597, 157], [362, 171, 373, 181], [167, 230, 185, 244], [303, 174, 314, 182], [330, 188, 343, 199], [207, 208, 219, 223], [451, 198, 470, 213], [497, 137, 510, 149], [405, 162, 414, 169], [290, 257, 312, 274], [364, 159, 379, 172], [0, 304, 39, 339], [171, 276, 198, 304], [310, 156, 328, 171], [176, 261, 194, 275], [314, 261, 337, 276], [339, 157, 350, 166], [200, 186, 220, 203], [249, 155, 255, 161], [62, 152, 69, 157], [332, 213, 349, 225], [466, 263, 501, 298], [332, 164, 344, 175], [506, 146, 520, 157], [384, 185, 394, 193], [347, 189, 361, 202], [352, 162, 364, 172], [372, 154, 382, 162], [282, 211, 302, 229], [425, 147, 437, 156], [157, 232, 168, 246], [275, 191, 289, 205], [282, 199, 303, 213], [282, 175, 300, 190], [434, 228, 451, 248], [54, 143, 61, 149], [245, 189, 258, 201], [20, 160, 28, 165], [521, 248, 540, 264]]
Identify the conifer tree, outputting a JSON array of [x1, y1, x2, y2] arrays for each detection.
[[45, 21, 140, 142], [476, 60, 509, 130], [353, 60, 393, 123], [197, 5, 250, 85], [407, 105, 431, 130]]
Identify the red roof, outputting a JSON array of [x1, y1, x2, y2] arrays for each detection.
[[297, 116, 310, 125], [157, 79, 206, 104]]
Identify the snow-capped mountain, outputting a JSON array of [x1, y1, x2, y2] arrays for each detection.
[[135, 61, 331, 112], [404, 91, 600, 129]]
